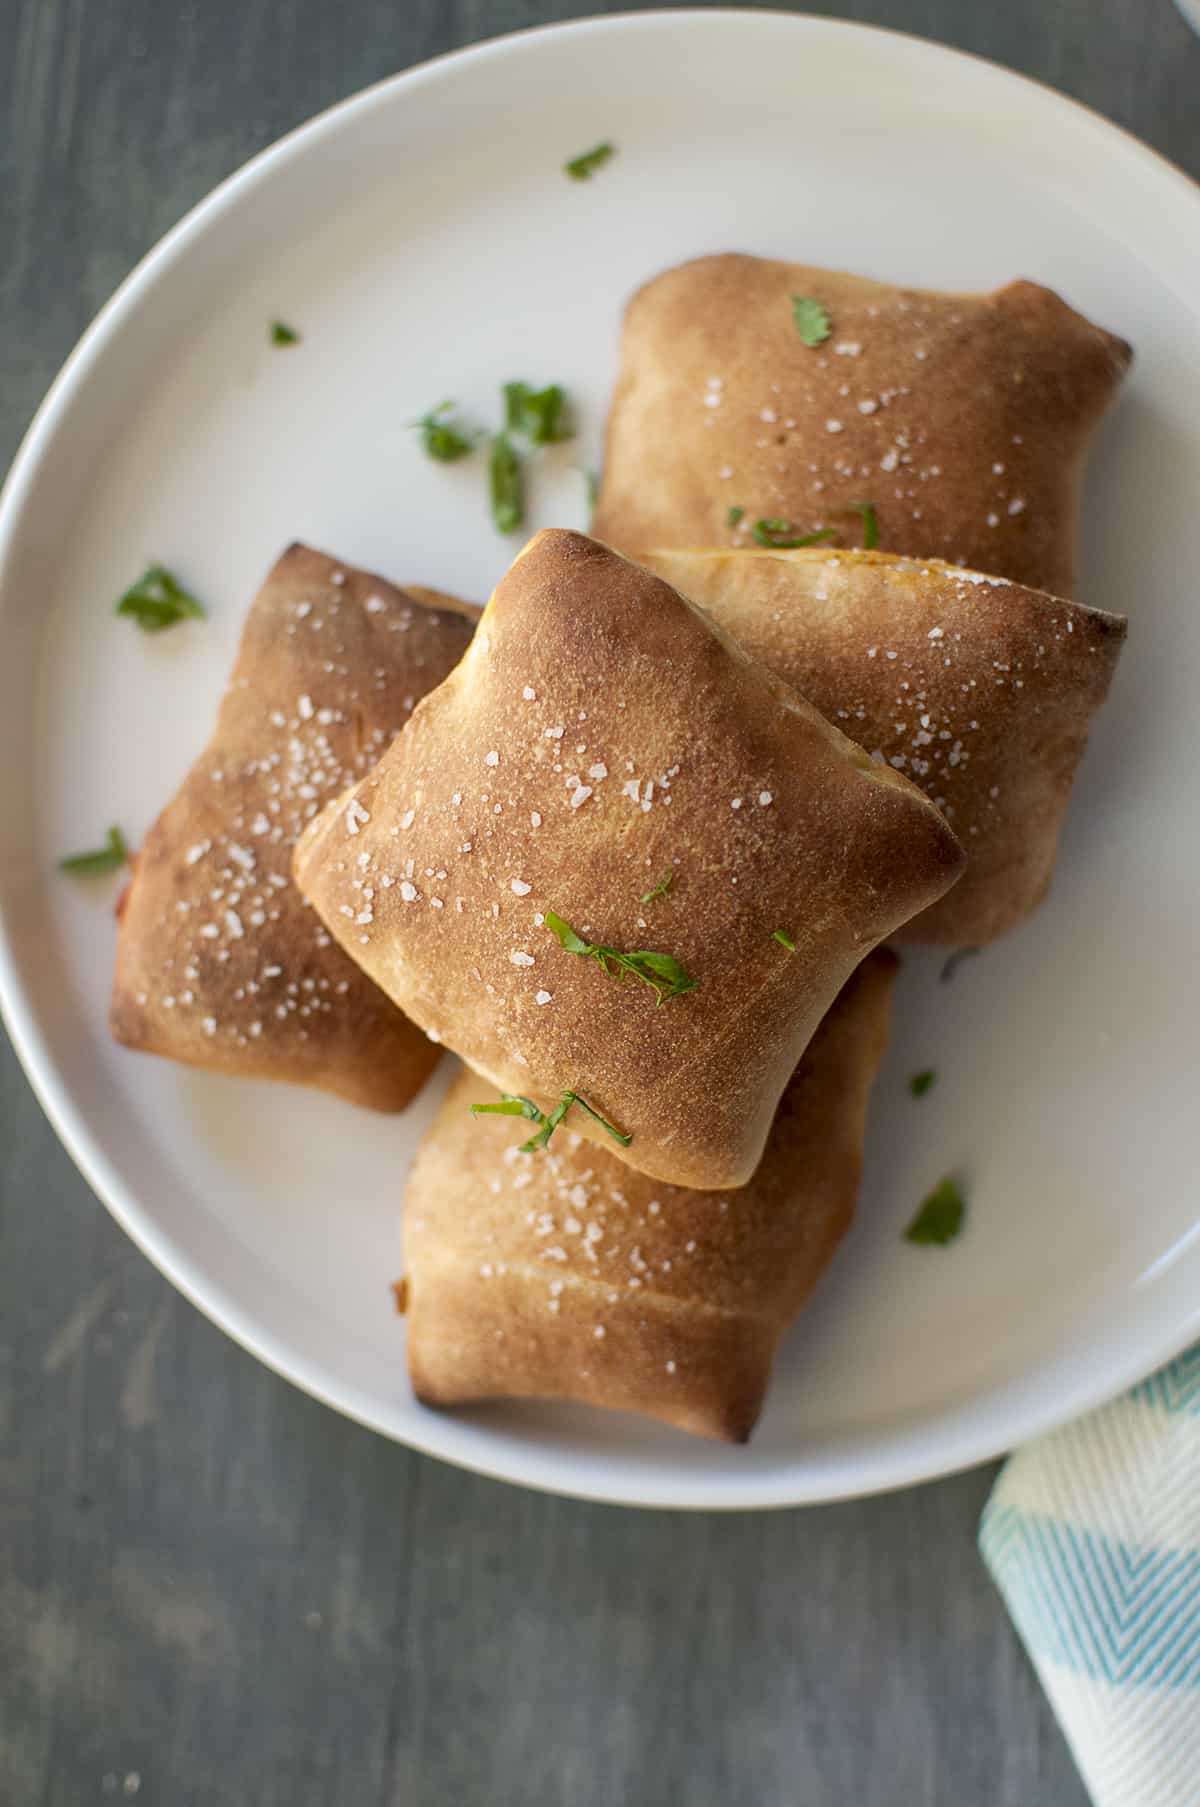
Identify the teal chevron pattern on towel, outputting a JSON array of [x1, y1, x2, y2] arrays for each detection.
[[980, 1342, 1200, 1807]]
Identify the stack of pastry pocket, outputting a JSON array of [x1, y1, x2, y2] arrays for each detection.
[[117, 255, 1131, 1446]]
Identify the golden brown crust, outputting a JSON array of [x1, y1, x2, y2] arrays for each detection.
[[593, 255, 1131, 596], [404, 949, 899, 1442], [111, 544, 478, 1112], [293, 529, 961, 1183], [643, 548, 1126, 943]]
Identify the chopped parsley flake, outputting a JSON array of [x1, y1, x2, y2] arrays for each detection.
[[412, 401, 479, 463], [502, 381, 572, 446], [773, 929, 796, 951], [639, 870, 674, 905], [270, 321, 300, 346], [564, 142, 615, 181], [844, 501, 880, 549], [752, 520, 838, 549], [59, 824, 130, 877], [791, 295, 832, 347], [726, 505, 744, 528], [905, 1176, 966, 1246], [909, 1069, 936, 1097], [115, 566, 205, 633], [470, 1094, 544, 1121], [473, 1088, 630, 1153], [545, 910, 697, 1004], [489, 433, 524, 533]]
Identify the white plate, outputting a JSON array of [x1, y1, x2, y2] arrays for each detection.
[[2, 11, 1199, 1510]]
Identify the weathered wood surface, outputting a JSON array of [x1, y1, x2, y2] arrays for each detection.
[[2, 2, 1197, 1801]]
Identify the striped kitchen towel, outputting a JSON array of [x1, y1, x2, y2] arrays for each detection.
[[979, 1343, 1200, 1807]]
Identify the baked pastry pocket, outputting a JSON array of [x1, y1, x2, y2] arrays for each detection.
[[294, 529, 961, 1184], [594, 252, 1130, 596], [112, 543, 477, 1112], [403, 950, 898, 1443], [644, 547, 1126, 944]]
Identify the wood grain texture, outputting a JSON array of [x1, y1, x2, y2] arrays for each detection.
[[2, 1, 1197, 1802]]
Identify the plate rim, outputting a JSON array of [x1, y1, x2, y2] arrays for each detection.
[[2, 7, 1199, 1510]]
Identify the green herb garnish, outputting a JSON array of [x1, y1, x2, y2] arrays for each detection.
[[564, 142, 615, 182], [59, 824, 129, 878], [412, 401, 480, 463], [489, 434, 524, 533], [473, 1088, 631, 1154], [909, 1069, 936, 1098], [503, 381, 572, 446], [470, 1094, 544, 1121], [115, 565, 205, 633], [545, 910, 697, 1005], [565, 1092, 631, 1145], [773, 929, 796, 951], [845, 501, 880, 550], [905, 1176, 966, 1246], [639, 870, 674, 905], [521, 1091, 631, 1153], [940, 947, 981, 984], [726, 505, 744, 529], [751, 520, 838, 550], [518, 1094, 571, 1152], [270, 321, 300, 346], [791, 295, 832, 347]]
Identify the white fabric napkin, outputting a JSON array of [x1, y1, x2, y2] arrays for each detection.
[[980, 1344, 1200, 1807]]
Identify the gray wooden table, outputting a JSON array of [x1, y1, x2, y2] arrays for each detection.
[[2, 3, 1197, 1803]]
